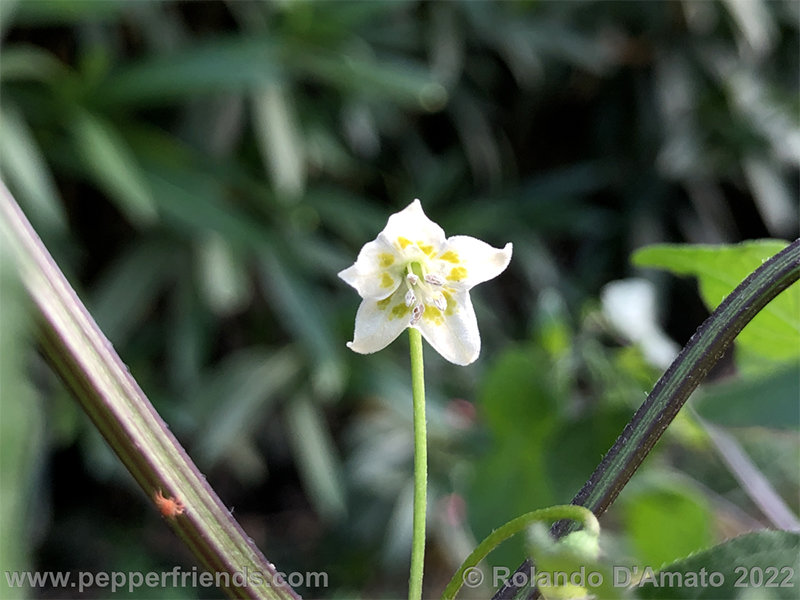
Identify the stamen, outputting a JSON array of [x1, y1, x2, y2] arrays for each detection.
[[410, 302, 424, 325], [433, 294, 447, 311], [424, 273, 444, 286], [406, 273, 419, 285], [405, 289, 416, 307]]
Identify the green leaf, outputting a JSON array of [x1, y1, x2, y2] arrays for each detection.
[[693, 362, 800, 430], [89, 239, 179, 346], [257, 245, 345, 398], [622, 474, 714, 569], [284, 393, 347, 523], [8, 0, 124, 26], [632, 240, 800, 366], [0, 103, 67, 233], [0, 230, 42, 592], [0, 45, 65, 81], [195, 232, 253, 316], [98, 36, 282, 106], [193, 347, 301, 474], [288, 49, 446, 109], [638, 530, 800, 599], [466, 345, 563, 568], [70, 110, 158, 226]]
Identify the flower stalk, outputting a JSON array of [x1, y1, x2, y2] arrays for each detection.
[[409, 328, 427, 600]]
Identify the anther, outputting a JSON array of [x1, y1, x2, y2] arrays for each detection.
[[406, 273, 419, 285], [405, 289, 416, 307], [433, 294, 447, 311], [410, 302, 424, 325], [424, 274, 444, 286]]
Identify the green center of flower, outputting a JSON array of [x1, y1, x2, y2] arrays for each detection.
[[404, 260, 447, 325]]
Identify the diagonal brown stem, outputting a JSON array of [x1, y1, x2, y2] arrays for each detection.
[[0, 179, 300, 600]]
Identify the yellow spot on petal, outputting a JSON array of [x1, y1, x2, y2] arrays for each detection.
[[391, 303, 410, 319], [380, 272, 395, 288], [377, 297, 392, 310], [447, 266, 467, 281], [443, 290, 456, 315], [439, 250, 460, 263], [397, 237, 412, 249], [379, 253, 395, 267], [422, 305, 444, 326], [417, 242, 434, 256]]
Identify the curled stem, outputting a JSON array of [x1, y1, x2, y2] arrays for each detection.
[[442, 505, 598, 600]]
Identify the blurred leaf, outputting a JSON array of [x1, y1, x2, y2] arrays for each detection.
[[288, 48, 447, 110], [0, 103, 67, 233], [693, 363, 800, 430], [195, 232, 252, 316], [8, 0, 124, 26], [285, 393, 347, 523], [257, 245, 344, 398], [98, 36, 282, 106], [252, 84, 306, 200], [145, 167, 269, 246], [193, 348, 301, 474], [623, 474, 714, 569], [466, 345, 563, 568], [89, 239, 178, 346], [632, 240, 800, 366], [70, 109, 158, 226], [0, 45, 65, 81], [0, 233, 43, 593], [638, 530, 800, 600], [545, 407, 636, 502]]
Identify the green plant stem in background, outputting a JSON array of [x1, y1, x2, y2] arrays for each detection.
[[0, 181, 299, 600], [408, 327, 427, 600], [442, 505, 599, 600], [495, 238, 800, 600]]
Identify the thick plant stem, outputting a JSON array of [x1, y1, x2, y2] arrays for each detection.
[[494, 238, 800, 600], [408, 327, 427, 600], [0, 180, 299, 600]]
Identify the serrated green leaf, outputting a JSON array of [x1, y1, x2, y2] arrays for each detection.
[[638, 530, 800, 600], [632, 241, 800, 366]]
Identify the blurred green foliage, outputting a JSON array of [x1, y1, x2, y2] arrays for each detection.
[[1, 0, 798, 598]]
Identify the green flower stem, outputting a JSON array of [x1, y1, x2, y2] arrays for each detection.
[[0, 181, 298, 600], [495, 238, 800, 600], [408, 327, 427, 600], [441, 505, 598, 600]]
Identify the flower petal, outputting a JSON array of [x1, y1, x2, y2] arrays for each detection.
[[379, 199, 447, 256], [415, 290, 481, 365], [435, 237, 512, 290], [346, 291, 411, 355], [338, 237, 402, 300]]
